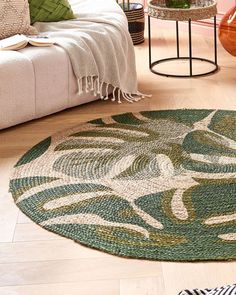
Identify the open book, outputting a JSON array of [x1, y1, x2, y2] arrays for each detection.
[[0, 34, 55, 51]]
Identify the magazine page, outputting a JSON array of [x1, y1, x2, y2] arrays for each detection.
[[27, 35, 54, 47], [0, 34, 28, 50]]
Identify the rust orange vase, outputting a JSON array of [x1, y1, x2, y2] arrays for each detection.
[[219, 5, 236, 56]]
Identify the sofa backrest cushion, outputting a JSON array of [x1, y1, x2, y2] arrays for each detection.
[[0, 0, 38, 40], [29, 0, 75, 24]]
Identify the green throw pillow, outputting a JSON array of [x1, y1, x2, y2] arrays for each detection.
[[29, 0, 75, 24]]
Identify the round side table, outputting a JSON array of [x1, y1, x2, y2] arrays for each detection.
[[148, 0, 218, 77]]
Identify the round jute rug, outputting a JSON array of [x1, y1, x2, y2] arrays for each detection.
[[10, 110, 236, 261]]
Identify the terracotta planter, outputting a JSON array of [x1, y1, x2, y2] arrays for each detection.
[[219, 5, 236, 56]]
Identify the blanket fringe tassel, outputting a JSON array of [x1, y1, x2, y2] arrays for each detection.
[[77, 76, 151, 103]]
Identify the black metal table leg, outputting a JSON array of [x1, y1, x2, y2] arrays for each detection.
[[148, 15, 219, 78], [214, 15, 218, 65], [176, 21, 180, 58], [148, 15, 152, 69], [188, 19, 193, 77]]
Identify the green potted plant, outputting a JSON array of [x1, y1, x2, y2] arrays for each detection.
[[165, 0, 190, 9], [119, 0, 131, 11], [117, 0, 145, 45]]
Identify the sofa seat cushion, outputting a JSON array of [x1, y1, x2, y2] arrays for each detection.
[[0, 44, 98, 130]]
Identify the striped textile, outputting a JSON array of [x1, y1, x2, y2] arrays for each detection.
[[179, 284, 236, 295]]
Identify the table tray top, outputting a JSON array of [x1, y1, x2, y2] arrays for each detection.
[[148, 0, 217, 21]]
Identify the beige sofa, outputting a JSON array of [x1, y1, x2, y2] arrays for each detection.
[[0, 45, 99, 130], [0, 0, 122, 130]]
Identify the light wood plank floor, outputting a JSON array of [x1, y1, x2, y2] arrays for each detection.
[[0, 24, 236, 295]]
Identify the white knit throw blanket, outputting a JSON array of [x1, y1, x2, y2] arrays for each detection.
[[34, 0, 146, 103]]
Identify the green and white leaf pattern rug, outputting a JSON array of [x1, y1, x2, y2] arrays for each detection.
[[10, 110, 236, 261]]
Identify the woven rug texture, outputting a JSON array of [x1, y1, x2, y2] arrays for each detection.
[[178, 284, 236, 295], [10, 110, 236, 261]]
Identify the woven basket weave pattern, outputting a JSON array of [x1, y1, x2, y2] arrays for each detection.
[[10, 110, 236, 261], [153, 0, 214, 7], [125, 5, 145, 45]]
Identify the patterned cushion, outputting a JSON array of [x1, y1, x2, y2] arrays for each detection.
[[0, 0, 38, 40], [29, 0, 75, 24]]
